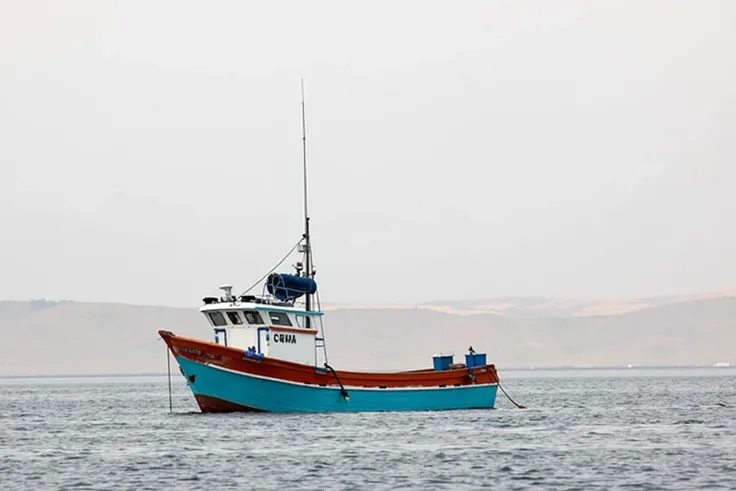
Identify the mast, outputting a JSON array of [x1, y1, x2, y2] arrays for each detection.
[[301, 78, 312, 314]]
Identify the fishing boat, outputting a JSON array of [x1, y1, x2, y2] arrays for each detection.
[[159, 83, 501, 413]]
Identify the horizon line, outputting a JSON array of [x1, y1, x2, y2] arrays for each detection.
[[1, 364, 732, 380]]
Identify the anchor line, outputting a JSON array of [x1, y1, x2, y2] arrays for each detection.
[[497, 379, 527, 409], [166, 345, 173, 414], [324, 363, 349, 401]]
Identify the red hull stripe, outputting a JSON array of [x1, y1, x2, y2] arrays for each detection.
[[208, 361, 499, 390], [159, 330, 499, 388]]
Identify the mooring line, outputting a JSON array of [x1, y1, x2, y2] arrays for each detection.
[[324, 363, 350, 401], [167, 345, 173, 414], [498, 379, 527, 409]]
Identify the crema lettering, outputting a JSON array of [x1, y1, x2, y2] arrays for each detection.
[[273, 333, 297, 344]]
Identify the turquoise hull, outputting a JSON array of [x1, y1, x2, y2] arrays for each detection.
[[177, 356, 498, 413]]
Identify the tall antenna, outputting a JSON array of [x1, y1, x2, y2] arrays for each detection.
[[301, 78, 312, 314]]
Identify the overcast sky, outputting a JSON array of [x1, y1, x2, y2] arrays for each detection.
[[2, 0, 735, 307]]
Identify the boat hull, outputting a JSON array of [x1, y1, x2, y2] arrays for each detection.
[[177, 356, 498, 413]]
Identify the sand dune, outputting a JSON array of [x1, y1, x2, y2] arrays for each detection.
[[1, 292, 734, 376]]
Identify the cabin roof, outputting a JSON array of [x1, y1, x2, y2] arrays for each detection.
[[199, 302, 324, 316]]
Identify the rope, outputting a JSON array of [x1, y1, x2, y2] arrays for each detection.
[[166, 345, 173, 414], [324, 363, 349, 400], [239, 237, 304, 297], [498, 379, 527, 409]]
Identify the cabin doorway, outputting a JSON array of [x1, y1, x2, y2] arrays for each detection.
[[257, 328, 269, 356]]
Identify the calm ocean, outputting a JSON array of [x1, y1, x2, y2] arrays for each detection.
[[1, 367, 734, 490]]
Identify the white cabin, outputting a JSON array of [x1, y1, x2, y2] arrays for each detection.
[[199, 285, 323, 366]]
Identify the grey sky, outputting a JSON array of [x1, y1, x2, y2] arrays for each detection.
[[2, 0, 735, 308]]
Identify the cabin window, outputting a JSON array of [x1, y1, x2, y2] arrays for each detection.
[[295, 315, 312, 329], [268, 311, 292, 326], [207, 311, 228, 326], [226, 311, 243, 325], [243, 310, 264, 325]]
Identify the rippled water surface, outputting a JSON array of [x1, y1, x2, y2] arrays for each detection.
[[1, 368, 735, 490]]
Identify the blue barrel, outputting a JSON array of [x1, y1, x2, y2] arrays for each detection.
[[465, 353, 487, 368], [266, 273, 317, 301], [432, 354, 454, 371]]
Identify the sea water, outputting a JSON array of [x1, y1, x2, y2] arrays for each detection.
[[1, 368, 734, 490]]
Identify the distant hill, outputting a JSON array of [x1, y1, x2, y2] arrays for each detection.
[[324, 287, 736, 318], [1, 292, 734, 376], [0, 300, 205, 376]]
